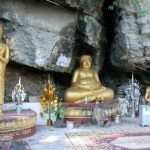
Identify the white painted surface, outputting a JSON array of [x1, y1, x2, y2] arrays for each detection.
[[139, 105, 150, 126], [56, 54, 71, 67], [29, 96, 40, 102]]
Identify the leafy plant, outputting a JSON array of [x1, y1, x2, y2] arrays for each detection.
[[46, 98, 65, 123], [132, 0, 145, 18]]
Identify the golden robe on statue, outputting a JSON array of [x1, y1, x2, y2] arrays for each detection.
[[0, 26, 9, 114], [64, 55, 114, 103]]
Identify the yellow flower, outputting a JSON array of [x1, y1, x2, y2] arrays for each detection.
[[53, 103, 57, 108], [54, 100, 57, 104]]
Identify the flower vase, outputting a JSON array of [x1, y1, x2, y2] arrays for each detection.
[[47, 119, 52, 126], [47, 119, 54, 131]]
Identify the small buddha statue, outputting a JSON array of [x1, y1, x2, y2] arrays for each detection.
[[64, 55, 114, 103], [0, 26, 10, 115], [145, 86, 150, 103]]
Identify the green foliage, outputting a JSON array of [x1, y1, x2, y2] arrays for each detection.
[[108, 0, 145, 18], [44, 98, 65, 124], [132, 0, 145, 18]]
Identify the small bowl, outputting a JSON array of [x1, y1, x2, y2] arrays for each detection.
[[66, 121, 74, 130]]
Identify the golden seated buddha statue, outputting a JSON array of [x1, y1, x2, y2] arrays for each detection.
[[64, 55, 114, 103]]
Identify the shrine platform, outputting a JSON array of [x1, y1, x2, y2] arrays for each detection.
[[63, 100, 120, 125], [63, 103, 95, 125], [0, 109, 36, 140]]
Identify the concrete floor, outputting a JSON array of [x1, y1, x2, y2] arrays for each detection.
[[8, 126, 73, 150], [6, 117, 150, 150]]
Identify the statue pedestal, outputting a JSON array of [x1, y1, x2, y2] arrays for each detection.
[[93, 100, 121, 126], [63, 100, 121, 126], [3, 102, 48, 125], [0, 109, 36, 140], [63, 103, 95, 125]]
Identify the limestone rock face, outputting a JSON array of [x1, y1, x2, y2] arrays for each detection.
[[2, 0, 150, 100], [79, 14, 105, 71], [5, 64, 70, 101], [0, 0, 77, 73], [70, 0, 106, 71], [79, 15, 101, 49], [111, 0, 150, 72], [0, 0, 108, 100], [52, 0, 104, 18], [48, 0, 106, 71]]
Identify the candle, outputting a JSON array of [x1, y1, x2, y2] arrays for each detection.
[[48, 74, 50, 84], [18, 77, 21, 86], [84, 96, 88, 104]]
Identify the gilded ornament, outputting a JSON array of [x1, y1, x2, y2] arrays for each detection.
[[40, 75, 64, 125]]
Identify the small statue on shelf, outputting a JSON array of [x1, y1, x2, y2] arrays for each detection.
[[0, 26, 9, 115]]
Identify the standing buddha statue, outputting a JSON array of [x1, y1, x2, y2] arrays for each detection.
[[0, 26, 9, 115]]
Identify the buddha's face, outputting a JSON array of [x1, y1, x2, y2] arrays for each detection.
[[82, 59, 92, 69], [80, 55, 92, 69]]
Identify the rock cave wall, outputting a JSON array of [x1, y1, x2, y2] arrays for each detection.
[[0, 0, 150, 101]]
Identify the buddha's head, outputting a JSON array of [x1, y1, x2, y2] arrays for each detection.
[[0, 26, 3, 39], [80, 55, 92, 69]]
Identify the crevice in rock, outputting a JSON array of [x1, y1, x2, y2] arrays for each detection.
[[100, 0, 146, 94], [101, 0, 118, 71]]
